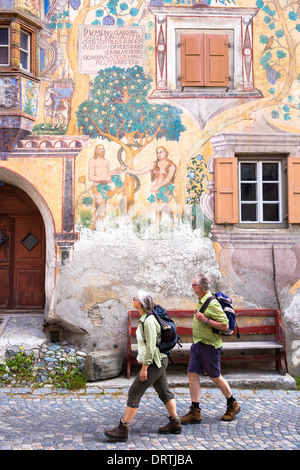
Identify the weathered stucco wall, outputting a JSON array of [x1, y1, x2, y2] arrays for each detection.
[[51, 228, 232, 351], [48, 226, 300, 374]]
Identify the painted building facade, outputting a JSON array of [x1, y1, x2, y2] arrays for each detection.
[[0, 0, 300, 375]]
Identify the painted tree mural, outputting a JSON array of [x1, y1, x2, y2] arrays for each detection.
[[257, 0, 300, 122], [77, 66, 186, 209], [43, 0, 150, 134]]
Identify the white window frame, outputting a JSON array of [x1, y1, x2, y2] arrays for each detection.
[[149, 6, 261, 99], [0, 26, 10, 66], [239, 160, 282, 224], [20, 30, 30, 72], [167, 15, 242, 94]]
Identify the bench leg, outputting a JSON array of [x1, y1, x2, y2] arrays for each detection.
[[276, 349, 287, 375]]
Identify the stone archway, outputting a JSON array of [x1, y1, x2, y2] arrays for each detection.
[[0, 167, 56, 319]]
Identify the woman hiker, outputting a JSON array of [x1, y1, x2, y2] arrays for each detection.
[[104, 290, 181, 442]]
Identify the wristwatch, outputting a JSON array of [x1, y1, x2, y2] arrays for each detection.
[[206, 318, 210, 325]]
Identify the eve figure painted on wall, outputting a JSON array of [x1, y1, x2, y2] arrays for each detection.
[[122, 146, 177, 229]]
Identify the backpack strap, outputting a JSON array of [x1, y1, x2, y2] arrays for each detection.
[[142, 312, 162, 336], [141, 312, 152, 331], [199, 296, 215, 314]]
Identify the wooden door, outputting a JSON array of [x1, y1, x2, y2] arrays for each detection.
[[0, 218, 12, 308], [13, 217, 45, 309], [0, 184, 45, 310]]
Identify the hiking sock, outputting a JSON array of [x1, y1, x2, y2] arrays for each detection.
[[226, 396, 236, 405], [192, 402, 200, 408]]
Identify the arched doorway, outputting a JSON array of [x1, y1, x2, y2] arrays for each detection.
[[0, 183, 46, 310]]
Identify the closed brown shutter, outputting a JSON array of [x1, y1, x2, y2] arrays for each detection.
[[181, 33, 230, 87], [288, 158, 300, 223], [214, 157, 238, 224], [205, 34, 230, 86], [180, 34, 204, 87]]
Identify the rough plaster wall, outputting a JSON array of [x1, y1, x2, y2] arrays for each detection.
[[284, 294, 300, 375], [0, 315, 46, 362], [53, 228, 232, 353], [51, 227, 300, 376]]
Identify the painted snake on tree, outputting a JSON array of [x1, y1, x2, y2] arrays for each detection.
[[117, 144, 141, 194]]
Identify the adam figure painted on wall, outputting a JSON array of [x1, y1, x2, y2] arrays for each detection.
[[122, 146, 177, 229], [88, 144, 120, 230]]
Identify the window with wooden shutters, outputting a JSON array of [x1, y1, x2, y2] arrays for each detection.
[[150, 7, 261, 100], [214, 155, 292, 228], [180, 33, 230, 88]]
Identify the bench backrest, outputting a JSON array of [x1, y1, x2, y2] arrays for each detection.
[[128, 309, 285, 345]]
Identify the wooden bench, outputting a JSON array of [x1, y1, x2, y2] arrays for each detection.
[[127, 309, 287, 378]]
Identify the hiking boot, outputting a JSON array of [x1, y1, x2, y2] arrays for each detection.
[[104, 419, 129, 442], [159, 416, 182, 434], [179, 405, 202, 425], [221, 401, 240, 421]]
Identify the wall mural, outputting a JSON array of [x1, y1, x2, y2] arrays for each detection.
[[21, 79, 40, 117], [27, 0, 300, 235], [76, 65, 185, 229], [28, 0, 300, 290], [33, 0, 300, 225]]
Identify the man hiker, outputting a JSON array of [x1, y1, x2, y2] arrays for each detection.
[[180, 274, 240, 424]]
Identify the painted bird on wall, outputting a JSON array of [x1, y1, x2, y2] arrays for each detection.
[[263, 36, 274, 53]]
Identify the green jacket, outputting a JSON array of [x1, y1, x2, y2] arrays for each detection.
[[138, 313, 166, 367]]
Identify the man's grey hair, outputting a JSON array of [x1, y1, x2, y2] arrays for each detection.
[[194, 274, 211, 291], [136, 289, 154, 313]]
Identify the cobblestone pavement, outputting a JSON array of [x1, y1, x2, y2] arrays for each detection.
[[0, 386, 299, 452]]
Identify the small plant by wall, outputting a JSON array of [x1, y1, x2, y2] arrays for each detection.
[[0, 344, 88, 391]]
